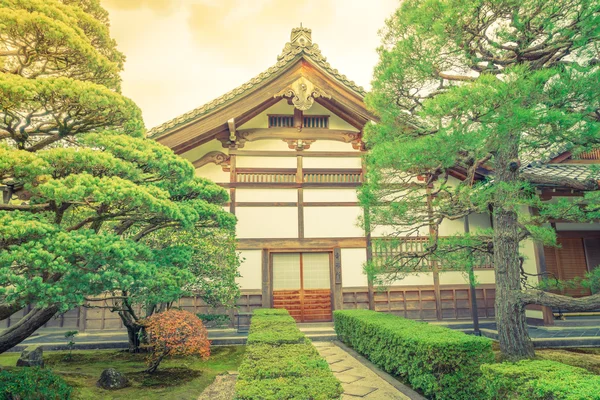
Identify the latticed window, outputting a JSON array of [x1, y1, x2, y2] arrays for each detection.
[[268, 114, 329, 128]]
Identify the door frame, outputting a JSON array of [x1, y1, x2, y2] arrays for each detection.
[[269, 249, 334, 322]]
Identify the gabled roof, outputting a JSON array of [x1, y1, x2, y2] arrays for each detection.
[[148, 27, 368, 141]]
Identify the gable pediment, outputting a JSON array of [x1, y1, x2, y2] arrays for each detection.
[[150, 27, 375, 154]]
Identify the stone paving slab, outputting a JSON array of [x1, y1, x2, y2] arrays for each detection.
[[314, 342, 414, 400]]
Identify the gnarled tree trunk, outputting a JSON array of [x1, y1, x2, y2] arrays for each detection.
[[0, 305, 59, 353], [493, 138, 536, 360]]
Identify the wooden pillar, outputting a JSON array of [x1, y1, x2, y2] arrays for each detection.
[[297, 155, 304, 238], [333, 248, 343, 311], [229, 154, 237, 215], [261, 249, 271, 308], [427, 185, 443, 320], [362, 159, 375, 310]]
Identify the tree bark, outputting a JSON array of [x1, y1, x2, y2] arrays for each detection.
[[493, 138, 536, 360], [0, 305, 59, 354], [0, 303, 22, 321], [520, 290, 600, 311], [117, 309, 144, 353]]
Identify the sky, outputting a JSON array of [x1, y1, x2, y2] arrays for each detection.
[[100, 0, 399, 130]]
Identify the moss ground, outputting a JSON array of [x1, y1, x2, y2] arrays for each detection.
[[0, 346, 245, 400], [491, 342, 600, 374]]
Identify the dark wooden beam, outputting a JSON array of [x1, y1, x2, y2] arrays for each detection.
[[237, 237, 367, 250]]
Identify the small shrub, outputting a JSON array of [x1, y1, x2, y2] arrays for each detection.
[[197, 313, 230, 328], [64, 330, 78, 361], [235, 308, 342, 400], [143, 309, 210, 373], [481, 359, 600, 400], [334, 309, 494, 400], [0, 367, 72, 400]]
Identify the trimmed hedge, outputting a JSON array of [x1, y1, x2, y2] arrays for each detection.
[[334, 309, 494, 400], [235, 308, 342, 400], [481, 359, 600, 400], [0, 367, 72, 400]]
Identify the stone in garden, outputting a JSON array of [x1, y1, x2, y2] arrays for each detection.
[[97, 368, 129, 390], [16, 345, 44, 368]]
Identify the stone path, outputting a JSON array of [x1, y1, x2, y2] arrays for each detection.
[[313, 342, 414, 400], [197, 372, 237, 400]]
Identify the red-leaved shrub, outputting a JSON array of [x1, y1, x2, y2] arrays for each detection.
[[143, 309, 210, 373]]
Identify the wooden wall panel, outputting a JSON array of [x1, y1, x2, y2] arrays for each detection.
[[343, 285, 495, 320]]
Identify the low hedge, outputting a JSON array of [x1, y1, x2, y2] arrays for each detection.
[[334, 309, 494, 400], [246, 313, 305, 345], [0, 367, 72, 400], [481, 359, 600, 400], [235, 308, 342, 400]]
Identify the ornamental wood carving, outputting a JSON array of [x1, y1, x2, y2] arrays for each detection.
[[216, 128, 363, 150], [192, 151, 231, 169], [274, 77, 331, 111]]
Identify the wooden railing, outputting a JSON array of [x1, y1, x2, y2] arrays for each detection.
[[372, 237, 494, 270], [233, 168, 362, 185], [303, 168, 362, 183], [573, 149, 600, 160]]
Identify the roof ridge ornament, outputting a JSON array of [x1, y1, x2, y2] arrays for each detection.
[[278, 26, 327, 63]]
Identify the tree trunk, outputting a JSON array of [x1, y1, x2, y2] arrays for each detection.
[[493, 138, 536, 360], [117, 310, 144, 353], [0, 305, 58, 354]]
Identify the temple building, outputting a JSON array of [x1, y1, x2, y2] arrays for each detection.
[[147, 27, 600, 326]]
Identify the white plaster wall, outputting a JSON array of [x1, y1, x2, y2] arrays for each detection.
[[236, 188, 297, 202], [306, 102, 358, 132], [526, 310, 544, 319], [305, 141, 359, 152], [240, 140, 292, 151], [195, 164, 229, 183], [439, 218, 466, 236], [520, 238, 540, 288], [236, 250, 262, 290], [439, 270, 495, 285], [469, 213, 492, 230], [180, 139, 224, 164], [303, 188, 358, 203], [383, 272, 435, 286], [304, 207, 364, 238], [341, 248, 368, 287], [303, 156, 362, 169], [236, 207, 298, 238], [240, 100, 293, 129], [236, 154, 296, 168]]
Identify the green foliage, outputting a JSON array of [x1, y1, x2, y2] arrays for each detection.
[[481, 359, 600, 400], [0, 0, 240, 353], [334, 310, 494, 400], [64, 330, 78, 361], [235, 309, 342, 400], [363, 0, 600, 357], [246, 313, 305, 345], [0, 367, 72, 400], [197, 313, 231, 328]]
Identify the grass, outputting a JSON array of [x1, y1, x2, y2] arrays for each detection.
[[0, 346, 245, 400], [491, 342, 600, 374]]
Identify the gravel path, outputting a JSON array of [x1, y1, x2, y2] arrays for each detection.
[[197, 373, 237, 400]]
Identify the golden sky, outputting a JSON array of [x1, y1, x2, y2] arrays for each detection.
[[100, 0, 399, 129]]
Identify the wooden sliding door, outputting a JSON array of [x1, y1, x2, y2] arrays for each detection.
[[272, 252, 332, 322]]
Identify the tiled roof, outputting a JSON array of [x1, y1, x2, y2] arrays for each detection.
[[522, 164, 600, 186], [147, 27, 366, 139]]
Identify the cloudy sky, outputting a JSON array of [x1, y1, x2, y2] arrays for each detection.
[[100, 0, 399, 129]]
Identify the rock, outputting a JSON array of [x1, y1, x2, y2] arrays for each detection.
[[16, 345, 44, 368], [97, 368, 129, 390]]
